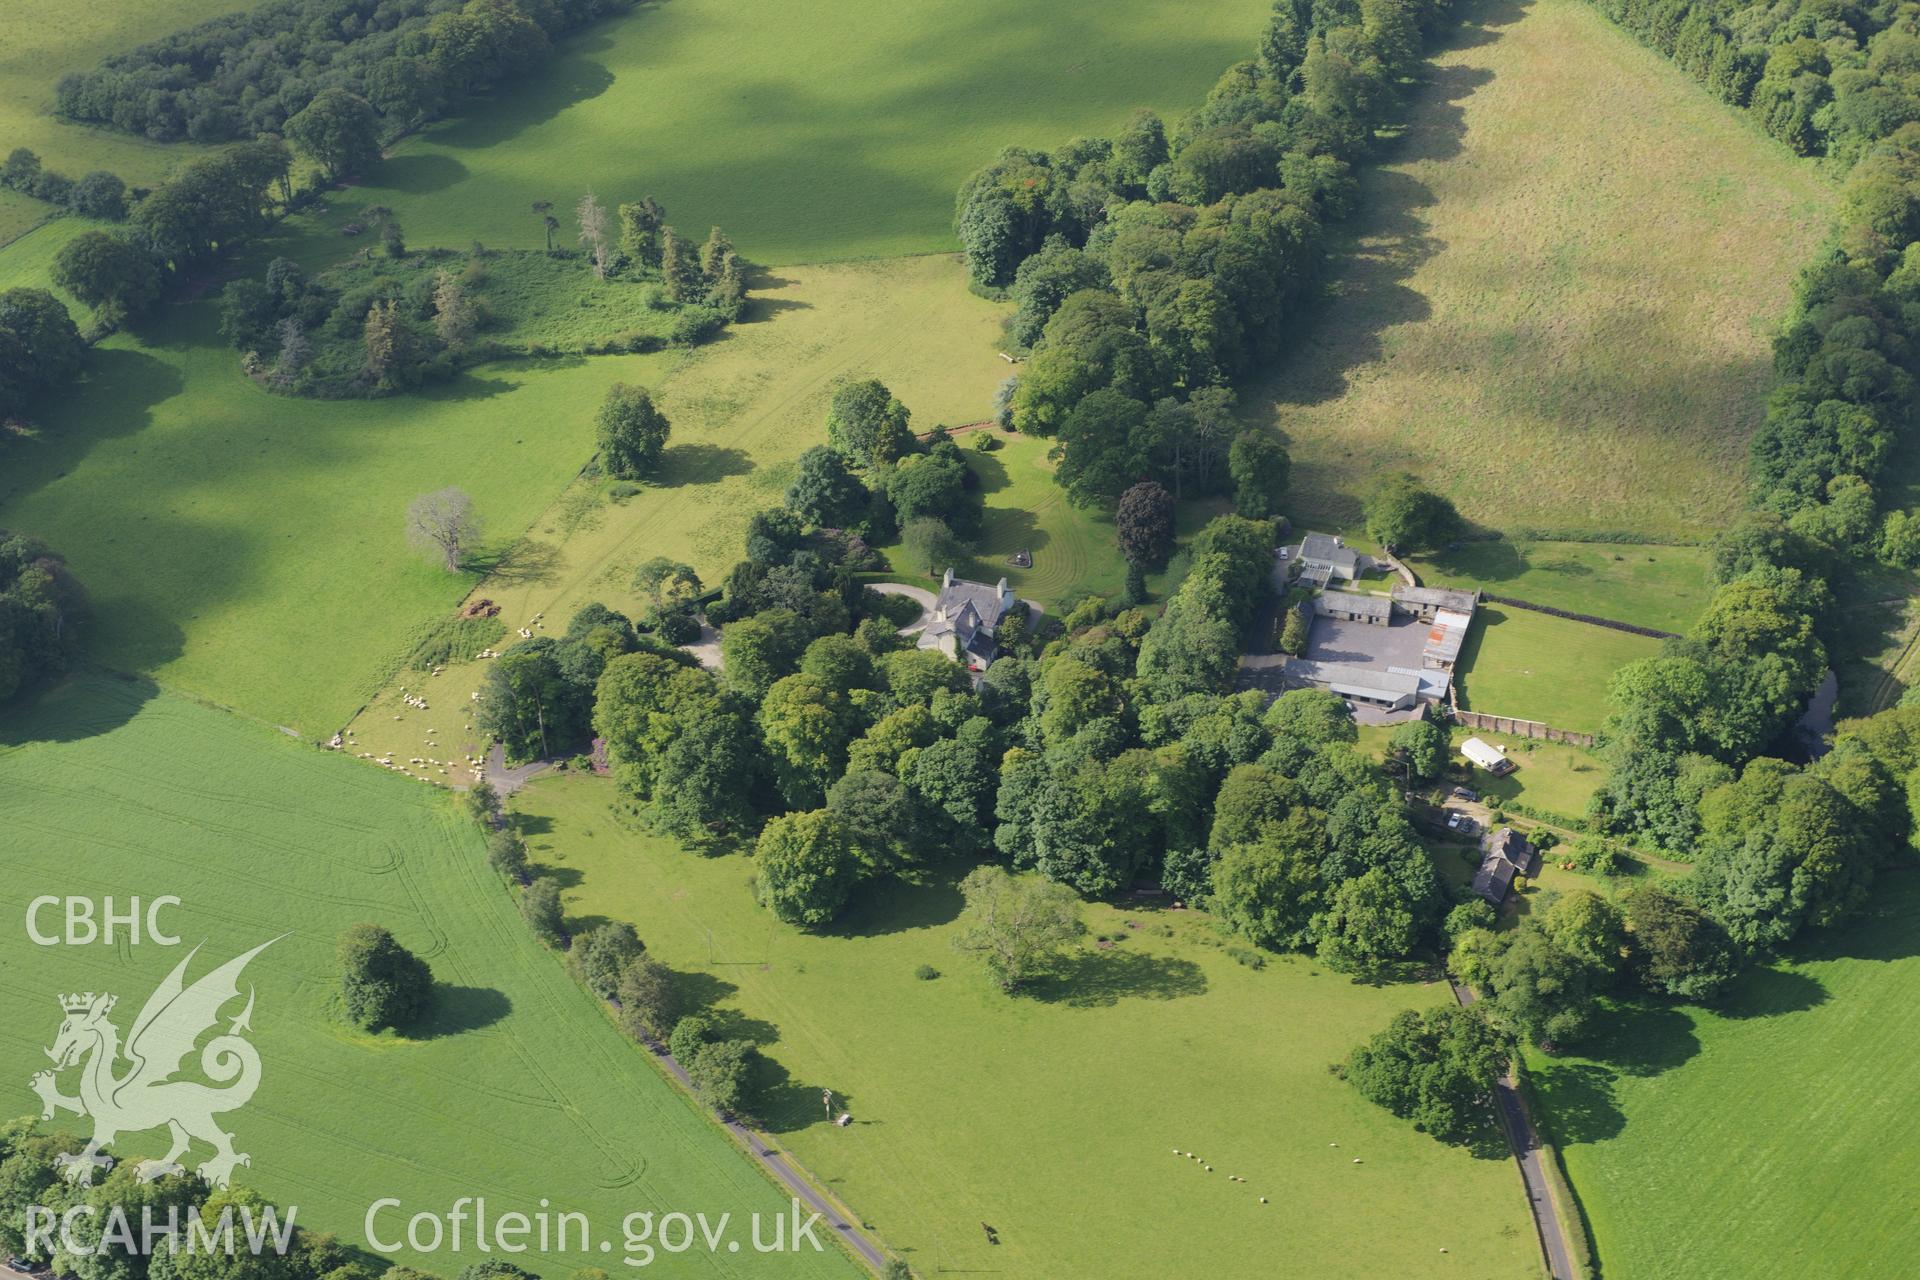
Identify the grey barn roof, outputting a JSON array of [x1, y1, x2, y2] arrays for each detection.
[[1318, 589, 1392, 621], [1392, 584, 1479, 613], [1284, 659, 1420, 705]]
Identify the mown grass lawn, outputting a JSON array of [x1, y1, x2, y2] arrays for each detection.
[[509, 771, 1544, 1280], [1250, 0, 1832, 540], [1406, 540, 1714, 634], [1455, 605, 1662, 733], [309, 0, 1273, 264], [0, 674, 857, 1279], [1527, 870, 1920, 1279], [1458, 728, 1609, 824]]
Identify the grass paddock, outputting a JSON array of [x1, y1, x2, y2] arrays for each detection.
[[510, 771, 1544, 1280], [1251, 0, 1831, 540], [1455, 605, 1661, 734]]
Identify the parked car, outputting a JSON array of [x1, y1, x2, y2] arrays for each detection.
[[1449, 786, 1478, 803], [1445, 811, 1463, 830]]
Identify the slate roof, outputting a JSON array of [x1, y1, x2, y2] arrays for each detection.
[[1299, 533, 1360, 574], [1392, 584, 1479, 614], [1318, 589, 1392, 622], [921, 571, 1015, 662], [1284, 659, 1420, 706], [1473, 828, 1539, 904]]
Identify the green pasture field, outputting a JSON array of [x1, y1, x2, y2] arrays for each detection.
[[342, 253, 1011, 767], [0, 189, 50, 247], [0, 674, 857, 1278], [308, 0, 1273, 264], [1455, 605, 1661, 733], [1249, 0, 1832, 541], [508, 771, 1544, 1280], [0, 295, 659, 737], [0, 0, 225, 190], [1528, 870, 1920, 1279], [1406, 540, 1714, 634], [0, 213, 102, 314]]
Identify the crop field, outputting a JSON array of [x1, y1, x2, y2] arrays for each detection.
[[1528, 870, 1920, 1279], [309, 0, 1273, 264], [1406, 539, 1713, 633], [343, 253, 1009, 765], [509, 771, 1544, 1280], [0, 297, 653, 736], [0, 0, 225, 193], [1455, 605, 1661, 733], [1249, 0, 1832, 541], [0, 674, 856, 1278]]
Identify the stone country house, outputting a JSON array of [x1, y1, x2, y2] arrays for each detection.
[[919, 568, 1017, 671]]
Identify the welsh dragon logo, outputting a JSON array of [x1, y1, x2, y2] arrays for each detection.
[[29, 939, 278, 1188]]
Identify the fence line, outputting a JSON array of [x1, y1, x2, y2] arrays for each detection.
[[1447, 707, 1595, 748], [1482, 594, 1679, 640]]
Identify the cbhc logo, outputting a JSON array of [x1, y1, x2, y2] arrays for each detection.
[[26, 896, 183, 946]]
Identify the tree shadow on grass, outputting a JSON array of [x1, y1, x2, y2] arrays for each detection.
[[421, 368, 527, 402], [739, 270, 812, 323], [471, 536, 561, 584], [1717, 965, 1827, 1020], [1027, 948, 1208, 1008], [654, 443, 754, 487], [967, 450, 1012, 496], [424, 45, 618, 151], [1583, 1000, 1700, 1078], [1527, 1061, 1624, 1146], [1424, 538, 1529, 585], [670, 966, 740, 1015], [416, 983, 511, 1038], [0, 670, 167, 748], [754, 1057, 848, 1135], [378, 152, 469, 196], [539, 863, 586, 890], [832, 874, 967, 938], [967, 506, 1047, 580]]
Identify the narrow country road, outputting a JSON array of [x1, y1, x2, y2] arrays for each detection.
[[1449, 979, 1578, 1280], [483, 741, 550, 795], [642, 1037, 890, 1274]]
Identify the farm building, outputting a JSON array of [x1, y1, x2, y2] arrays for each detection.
[[920, 569, 1017, 671], [1423, 608, 1472, 671], [1461, 736, 1516, 776], [1297, 533, 1362, 586], [1390, 584, 1479, 619], [1283, 660, 1421, 710], [1316, 589, 1392, 625], [1473, 828, 1540, 904]]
